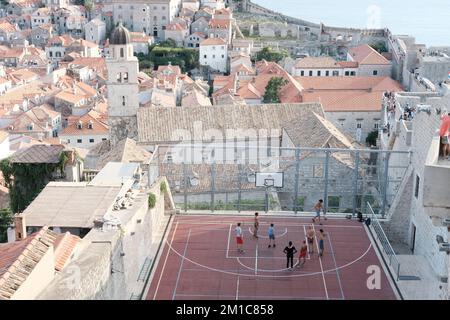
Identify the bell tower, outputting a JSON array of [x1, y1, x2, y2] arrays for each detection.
[[106, 23, 140, 145]]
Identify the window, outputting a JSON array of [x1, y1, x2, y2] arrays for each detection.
[[415, 175, 420, 199], [102, 138, 107, 141], [67, 139, 70, 143], [204, 54, 207, 58], [345, 71, 350, 76], [317, 71, 321, 76], [374, 123, 379, 129], [212, 54, 215, 58], [221, 54, 224, 58], [300, 71, 304, 76], [77, 139, 82, 143], [357, 123, 362, 129], [122, 96, 126, 106], [332, 70, 339, 76], [309, 71, 313, 76], [350, 71, 356, 76], [328, 196, 341, 211], [313, 164, 323, 178], [123, 72, 128, 82], [325, 71, 329, 76], [373, 70, 378, 75], [89, 138, 94, 143]]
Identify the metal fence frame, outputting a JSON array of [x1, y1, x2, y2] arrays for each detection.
[[367, 202, 401, 281], [149, 145, 412, 216]]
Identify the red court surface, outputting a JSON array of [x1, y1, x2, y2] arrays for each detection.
[[146, 215, 398, 300]]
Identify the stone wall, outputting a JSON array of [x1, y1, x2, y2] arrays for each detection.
[[109, 116, 138, 146], [385, 93, 450, 288], [37, 177, 174, 300]]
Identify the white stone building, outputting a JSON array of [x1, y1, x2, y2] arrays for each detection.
[[106, 23, 140, 145], [84, 18, 107, 45], [59, 111, 109, 149], [102, 0, 183, 39], [199, 37, 228, 73], [347, 44, 392, 77]]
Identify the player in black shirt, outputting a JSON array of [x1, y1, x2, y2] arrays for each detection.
[[283, 241, 297, 270]]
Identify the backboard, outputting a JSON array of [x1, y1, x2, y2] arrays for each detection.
[[255, 172, 284, 188]]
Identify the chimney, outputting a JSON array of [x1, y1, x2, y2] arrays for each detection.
[[14, 214, 26, 240], [233, 74, 239, 94]]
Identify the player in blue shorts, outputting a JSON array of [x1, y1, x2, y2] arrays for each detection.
[[268, 223, 276, 248]]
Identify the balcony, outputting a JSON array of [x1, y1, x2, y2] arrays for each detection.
[[423, 135, 450, 225]]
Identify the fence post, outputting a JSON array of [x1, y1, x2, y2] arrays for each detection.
[[183, 162, 187, 213], [352, 152, 360, 215], [323, 151, 330, 213], [237, 164, 242, 213], [293, 148, 301, 214], [211, 162, 216, 212], [381, 152, 390, 218]]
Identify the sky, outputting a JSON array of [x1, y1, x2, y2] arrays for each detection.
[[252, 0, 450, 46]]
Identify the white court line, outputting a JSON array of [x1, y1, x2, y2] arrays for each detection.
[[153, 221, 179, 300], [226, 223, 232, 258], [248, 227, 288, 239], [164, 234, 372, 278], [255, 243, 258, 275], [174, 293, 330, 300], [172, 228, 191, 300], [303, 225, 311, 260], [314, 225, 329, 300], [235, 276, 240, 300], [328, 233, 345, 300], [176, 221, 363, 228], [237, 256, 312, 273]]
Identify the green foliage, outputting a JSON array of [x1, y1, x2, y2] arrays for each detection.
[[255, 47, 289, 63], [160, 181, 167, 193], [150, 46, 199, 72], [366, 130, 379, 147], [0, 207, 12, 243], [158, 38, 178, 48], [0, 154, 68, 214], [136, 43, 199, 73], [295, 197, 305, 211], [84, 0, 94, 9], [148, 193, 157, 209], [182, 197, 278, 211], [370, 41, 388, 53], [263, 77, 288, 103]]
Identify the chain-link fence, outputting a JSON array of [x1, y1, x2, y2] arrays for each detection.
[[148, 144, 411, 217]]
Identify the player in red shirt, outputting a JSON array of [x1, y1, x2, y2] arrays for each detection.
[[440, 112, 450, 158]]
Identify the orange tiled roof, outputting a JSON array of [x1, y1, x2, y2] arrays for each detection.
[[200, 37, 227, 46], [348, 44, 390, 65]]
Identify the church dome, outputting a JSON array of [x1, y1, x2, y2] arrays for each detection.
[[110, 23, 131, 45]]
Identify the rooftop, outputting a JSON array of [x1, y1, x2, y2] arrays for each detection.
[[22, 182, 121, 228]]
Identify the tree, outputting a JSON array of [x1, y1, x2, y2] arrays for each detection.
[[159, 38, 178, 48], [370, 41, 387, 53], [263, 77, 288, 103], [0, 207, 12, 243], [84, 0, 95, 20], [256, 47, 289, 63]]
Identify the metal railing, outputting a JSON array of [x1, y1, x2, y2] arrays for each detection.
[[367, 202, 401, 281]]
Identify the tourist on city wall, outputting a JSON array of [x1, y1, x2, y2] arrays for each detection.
[[440, 112, 450, 159]]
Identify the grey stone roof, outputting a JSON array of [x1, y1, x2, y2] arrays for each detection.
[[137, 103, 324, 144], [110, 23, 131, 45], [85, 138, 151, 170], [11, 144, 65, 164]]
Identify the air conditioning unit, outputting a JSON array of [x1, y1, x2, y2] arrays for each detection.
[[439, 242, 450, 253]]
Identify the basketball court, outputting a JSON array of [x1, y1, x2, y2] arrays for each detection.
[[145, 214, 398, 300]]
